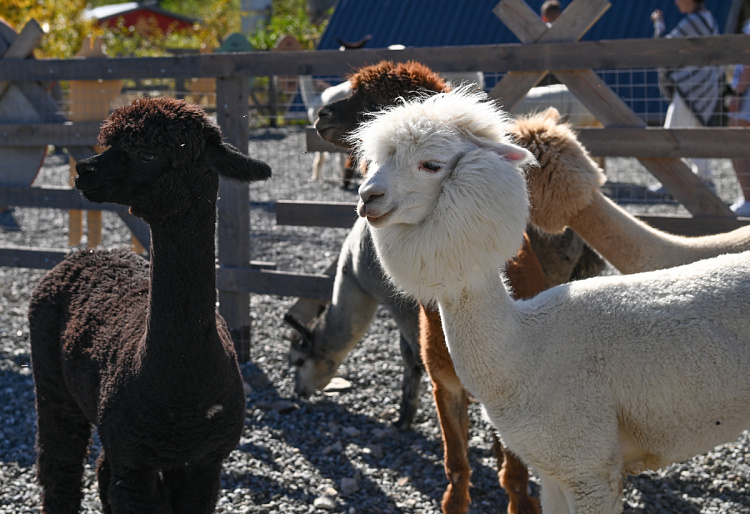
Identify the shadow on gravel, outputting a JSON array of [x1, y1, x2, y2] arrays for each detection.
[[235, 361, 507, 511], [0, 354, 37, 468]]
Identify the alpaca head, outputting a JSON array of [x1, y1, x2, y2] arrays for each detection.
[[511, 108, 605, 233], [315, 60, 448, 148], [285, 310, 342, 397], [75, 97, 272, 221], [353, 88, 535, 304]]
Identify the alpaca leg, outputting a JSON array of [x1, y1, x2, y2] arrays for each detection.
[[538, 474, 572, 514], [107, 468, 166, 514], [96, 450, 112, 514], [342, 152, 355, 189], [34, 380, 91, 513], [434, 374, 471, 513], [568, 474, 623, 514], [164, 460, 224, 513], [394, 332, 423, 430], [492, 434, 540, 514], [419, 306, 471, 513], [311, 152, 325, 181]]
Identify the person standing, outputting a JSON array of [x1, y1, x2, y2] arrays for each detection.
[[727, 17, 750, 216], [541, 0, 562, 25], [650, 0, 721, 194]]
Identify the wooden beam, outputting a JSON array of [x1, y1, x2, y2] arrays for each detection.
[[115, 212, 151, 255], [539, 0, 611, 43], [555, 70, 644, 127], [305, 126, 346, 153], [215, 76, 252, 359], [284, 258, 339, 325], [0, 19, 45, 99], [307, 125, 750, 159], [217, 267, 334, 300], [554, 69, 732, 216], [490, 0, 610, 107], [1, 36, 748, 82], [0, 185, 128, 211], [491, 72, 548, 110], [0, 122, 100, 146], [575, 127, 750, 159], [495, 1, 731, 217], [274, 201, 750, 236], [640, 214, 750, 237], [492, 0, 548, 44], [0, 246, 68, 269], [0, 244, 277, 271], [276, 200, 358, 228]]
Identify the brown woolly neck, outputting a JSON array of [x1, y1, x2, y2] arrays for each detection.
[[568, 192, 750, 274]]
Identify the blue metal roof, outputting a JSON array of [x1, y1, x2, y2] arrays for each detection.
[[318, 0, 738, 50], [317, 1, 741, 124]]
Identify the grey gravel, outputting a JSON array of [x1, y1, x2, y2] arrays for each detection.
[[1, 126, 749, 513]]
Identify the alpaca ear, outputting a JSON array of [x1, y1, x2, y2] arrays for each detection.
[[463, 133, 535, 166], [202, 142, 273, 183], [541, 107, 561, 122], [283, 313, 314, 342]]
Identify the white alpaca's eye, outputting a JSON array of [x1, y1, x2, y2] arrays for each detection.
[[419, 161, 443, 173]]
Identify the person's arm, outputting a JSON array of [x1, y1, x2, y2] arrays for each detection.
[[730, 66, 750, 112], [651, 9, 665, 37]]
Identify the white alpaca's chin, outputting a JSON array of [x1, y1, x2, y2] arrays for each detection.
[[364, 211, 393, 226], [357, 202, 396, 227]]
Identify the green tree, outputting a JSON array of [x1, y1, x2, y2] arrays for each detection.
[[248, 0, 328, 50], [0, 0, 95, 58], [0, 0, 326, 57]]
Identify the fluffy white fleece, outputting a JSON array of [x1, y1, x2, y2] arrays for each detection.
[[354, 87, 750, 513]]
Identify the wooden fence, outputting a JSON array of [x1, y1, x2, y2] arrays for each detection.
[[2, 0, 750, 358]]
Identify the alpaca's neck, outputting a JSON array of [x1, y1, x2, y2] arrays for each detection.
[[569, 193, 750, 274], [436, 271, 526, 405], [146, 205, 219, 350]]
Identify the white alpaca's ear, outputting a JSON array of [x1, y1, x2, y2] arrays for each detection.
[[463, 133, 535, 166]]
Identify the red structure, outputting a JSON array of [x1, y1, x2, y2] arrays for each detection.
[[85, 2, 196, 34]]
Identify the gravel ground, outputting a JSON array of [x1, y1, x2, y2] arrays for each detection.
[[1, 126, 749, 513]]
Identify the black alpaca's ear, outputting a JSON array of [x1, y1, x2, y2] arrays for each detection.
[[202, 142, 272, 183]]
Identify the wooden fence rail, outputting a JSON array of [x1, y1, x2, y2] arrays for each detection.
[[2, 24, 750, 355]]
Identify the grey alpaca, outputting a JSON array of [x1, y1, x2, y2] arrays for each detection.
[[28, 97, 271, 513], [287, 61, 603, 432], [286, 217, 423, 429]]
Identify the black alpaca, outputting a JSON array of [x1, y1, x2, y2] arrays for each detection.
[[28, 97, 271, 513]]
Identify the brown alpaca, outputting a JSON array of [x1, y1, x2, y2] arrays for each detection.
[[313, 59, 601, 513], [420, 233, 545, 514], [515, 108, 750, 274]]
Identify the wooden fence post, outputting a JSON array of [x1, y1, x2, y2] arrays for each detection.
[[68, 37, 123, 250], [216, 76, 252, 361]]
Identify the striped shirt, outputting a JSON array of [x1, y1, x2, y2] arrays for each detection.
[[657, 7, 721, 125]]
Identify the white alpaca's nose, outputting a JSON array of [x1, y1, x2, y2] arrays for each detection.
[[358, 181, 385, 205], [357, 180, 387, 218]]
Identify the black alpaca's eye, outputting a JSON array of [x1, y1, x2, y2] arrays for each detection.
[[368, 103, 379, 111], [138, 151, 155, 162], [420, 161, 443, 172]]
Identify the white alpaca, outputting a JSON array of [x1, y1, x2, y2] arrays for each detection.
[[299, 76, 352, 181], [352, 88, 750, 513]]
